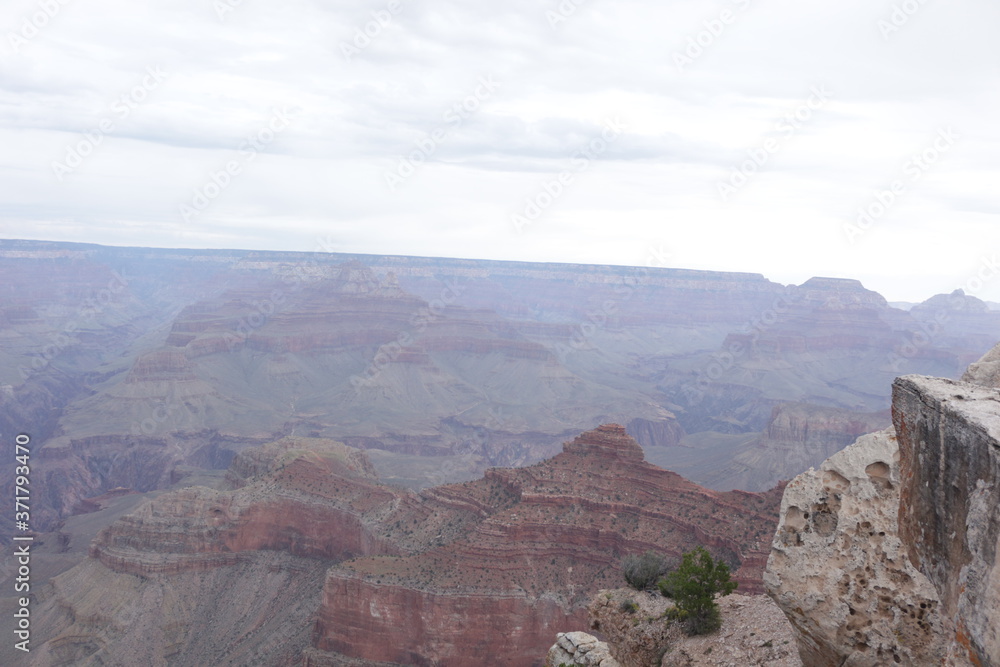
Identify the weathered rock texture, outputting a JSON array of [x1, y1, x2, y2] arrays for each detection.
[[766, 370, 1000, 666], [893, 376, 1000, 666], [546, 631, 621, 666], [554, 588, 800, 667], [588, 589, 673, 666], [962, 340, 1000, 388], [764, 428, 948, 665]]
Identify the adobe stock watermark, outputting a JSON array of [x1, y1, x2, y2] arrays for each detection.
[[546, 0, 593, 30], [18, 270, 129, 381], [7, 0, 71, 53], [717, 85, 833, 201], [350, 279, 466, 387], [679, 287, 804, 407], [179, 106, 297, 222], [52, 66, 169, 181], [340, 0, 410, 61], [550, 244, 671, 362], [384, 75, 500, 191], [673, 0, 754, 72], [214, 0, 245, 21], [220, 234, 343, 352], [553, 275, 641, 362], [844, 127, 958, 244], [426, 404, 508, 487], [511, 117, 626, 233], [643, 242, 674, 269], [878, 0, 930, 40], [130, 396, 190, 438]]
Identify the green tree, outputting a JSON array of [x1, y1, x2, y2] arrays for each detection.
[[658, 546, 737, 635]]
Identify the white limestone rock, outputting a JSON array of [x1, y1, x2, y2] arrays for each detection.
[[764, 428, 952, 666], [546, 631, 621, 667]]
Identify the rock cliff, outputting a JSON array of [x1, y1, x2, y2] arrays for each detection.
[[27, 425, 783, 666], [765, 360, 1000, 665], [893, 376, 1000, 666], [309, 425, 783, 665]]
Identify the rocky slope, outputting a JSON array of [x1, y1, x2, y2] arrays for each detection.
[[546, 588, 801, 667], [765, 350, 1000, 665], [23, 425, 784, 666]]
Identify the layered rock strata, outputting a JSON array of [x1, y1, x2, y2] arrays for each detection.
[[309, 425, 783, 665], [30, 427, 783, 666]]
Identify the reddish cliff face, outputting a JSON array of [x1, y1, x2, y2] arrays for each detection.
[[33, 426, 783, 666], [91, 437, 404, 575], [310, 425, 783, 665]]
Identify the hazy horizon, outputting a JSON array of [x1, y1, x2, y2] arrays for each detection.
[[2, 0, 998, 302], [0, 235, 983, 305]]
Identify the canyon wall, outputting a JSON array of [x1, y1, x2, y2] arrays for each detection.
[[26, 426, 784, 666], [766, 359, 1000, 665], [307, 425, 783, 665], [5, 240, 1000, 534]]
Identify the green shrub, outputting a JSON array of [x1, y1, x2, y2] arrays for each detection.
[[657, 546, 737, 635], [619, 598, 639, 614], [621, 550, 670, 591]]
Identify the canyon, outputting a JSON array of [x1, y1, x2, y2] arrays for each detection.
[[19, 425, 782, 666], [2, 239, 996, 539], [3, 240, 1000, 664]]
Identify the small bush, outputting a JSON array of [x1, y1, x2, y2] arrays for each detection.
[[619, 598, 639, 614], [657, 546, 737, 636], [621, 550, 670, 591]]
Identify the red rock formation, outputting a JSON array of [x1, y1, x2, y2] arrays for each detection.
[[34, 426, 782, 666], [124, 348, 198, 383], [310, 425, 783, 665], [91, 438, 403, 575]]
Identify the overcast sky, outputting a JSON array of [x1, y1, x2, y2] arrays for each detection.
[[1, 0, 998, 302]]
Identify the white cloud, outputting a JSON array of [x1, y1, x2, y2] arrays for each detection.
[[0, 0, 998, 302]]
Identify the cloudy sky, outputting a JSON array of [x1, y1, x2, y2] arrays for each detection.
[[1, 0, 998, 302]]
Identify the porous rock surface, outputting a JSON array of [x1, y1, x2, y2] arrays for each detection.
[[764, 428, 948, 665], [766, 367, 1000, 666], [588, 589, 672, 667]]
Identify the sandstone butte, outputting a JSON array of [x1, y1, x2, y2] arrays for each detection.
[[765, 341, 1000, 666], [24, 425, 783, 666]]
